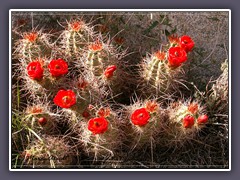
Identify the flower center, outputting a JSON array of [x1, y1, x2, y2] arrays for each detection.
[[175, 51, 179, 57], [62, 96, 70, 104], [55, 64, 60, 69], [32, 66, 36, 70], [94, 121, 100, 127], [183, 40, 188, 44], [137, 113, 144, 119]]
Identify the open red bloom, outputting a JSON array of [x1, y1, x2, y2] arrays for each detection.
[[88, 117, 109, 134], [182, 115, 195, 128], [48, 59, 68, 77], [197, 115, 208, 124], [131, 108, 150, 126], [53, 90, 76, 108], [179, 35, 195, 53], [104, 65, 117, 78], [27, 61, 44, 80], [168, 47, 187, 68]]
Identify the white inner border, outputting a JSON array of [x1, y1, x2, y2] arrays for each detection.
[[9, 9, 231, 172]]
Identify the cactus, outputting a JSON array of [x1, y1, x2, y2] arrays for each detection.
[[73, 106, 124, 161], [164, 100, 208, 147], [21, 136, 74, 168], [13, 30, 52, 62], [139, 35, 194, 98], [21, 96, 59, 135], [122, 99, 166, 155], [11, 12, 228, 169], [57, 19, 95, 58]]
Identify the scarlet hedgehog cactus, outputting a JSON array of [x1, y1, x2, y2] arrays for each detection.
[[11, 12, 228, 169], [21, 97, 58, 135], [13, 30, 52, 61], [22, 136, 74, 168], [123, 99, 165, 153], [165, 100, 209, 147], [77, 35, 128, 98], [74, 106, 123, 160], [139, 34, 194, 98], [57, 19, 95, 57]]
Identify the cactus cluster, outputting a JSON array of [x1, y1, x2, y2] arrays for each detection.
[[11, 13, 229, 169]]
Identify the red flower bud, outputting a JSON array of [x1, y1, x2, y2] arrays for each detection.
[[48, 59, 68, 77], [70, 21, 83, 32], [38, 117, 47, 126], [24, 32, 38, 43], [53, 90, 76, 108], [179, 35, 195, 53], [188, 103, 199, 114], [88, 117, 109, 134], [97, 107, 111, 117], [131, 108, 150, 126], [27, 61, 44, 80], [168, 47, 187, 68], [154, 51, 166, 61], [182, 115, 195, 128], [104, 65, 117, 78], [145, 101, 158, 113], [197, 115, 208, 124], [89, 41, 103, 51], [82, 110, 91, 119]]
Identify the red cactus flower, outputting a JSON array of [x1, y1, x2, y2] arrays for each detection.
[[88, 117, 109, 134], [38, 117, 47, 126], [182, 115, 195, 128], [97, 107, 111, 117], [188, 103, 199, 114], [131, 108, 150, 126], [104, 65, 117, 78], [154, 51, 166, 61], [48, 59, 68, 77], [53, 90, 76, 108], [197, 115, 208, 124], [70, 21, 83, 32], [89, 41, 103, 51], [168, 46, 187, 68], [145, 101, 158, 113], [179, 35, 195, 53], [24, 32, 38, 43], [27, 61, 44, 80]]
